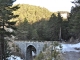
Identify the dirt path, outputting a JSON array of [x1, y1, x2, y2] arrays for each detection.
[[63, 51, 80, 60]]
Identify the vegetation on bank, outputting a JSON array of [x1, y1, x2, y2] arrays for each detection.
[[34, 41, 63, 60]]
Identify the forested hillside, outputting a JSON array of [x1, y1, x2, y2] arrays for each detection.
[[1, 0, 80, 60], [15, 1, 80, 42], [14, 4, 69, 41], [13, 4, 52, 24]]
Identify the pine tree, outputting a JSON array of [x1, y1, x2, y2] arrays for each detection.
[[69, 0, 80, 38], [0, 0, 19, 60], [47, 13, 63, 41]]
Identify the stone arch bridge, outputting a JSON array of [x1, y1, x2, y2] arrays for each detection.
[[14, 41, 51, 60]]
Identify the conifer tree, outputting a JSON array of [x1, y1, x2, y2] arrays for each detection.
[[69, 0, 80, 38], [0, 0, 19, 60], [47, 13, 63, 41]]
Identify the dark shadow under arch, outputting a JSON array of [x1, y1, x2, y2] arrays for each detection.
[[26, 45, 36, 60]]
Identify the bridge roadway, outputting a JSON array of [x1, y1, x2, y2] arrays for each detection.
[[14, 41, 51, 60]]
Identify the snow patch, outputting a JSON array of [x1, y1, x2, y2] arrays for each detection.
[[7, 55, 23, 60], [61, 43, 80, 52]]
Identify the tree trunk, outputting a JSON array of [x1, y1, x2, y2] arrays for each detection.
[[59, 27, 61, 41], [0, 41, 2, 60]]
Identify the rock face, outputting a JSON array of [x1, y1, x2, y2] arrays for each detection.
[[63, 51, 80, 60]]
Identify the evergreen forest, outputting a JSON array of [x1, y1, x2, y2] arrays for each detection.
[[13, 1, 80, 41], [0, 0, 80, 60]]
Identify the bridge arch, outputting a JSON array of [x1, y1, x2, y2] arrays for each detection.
[[26, 45, 36, 60], [14, 41, 45, 60]]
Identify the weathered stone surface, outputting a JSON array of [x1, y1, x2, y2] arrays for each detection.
[[14, 41, 45, 60]]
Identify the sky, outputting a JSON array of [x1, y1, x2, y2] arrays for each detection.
[[14, 0, 74, 12]]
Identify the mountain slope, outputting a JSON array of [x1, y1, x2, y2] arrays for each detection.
[[13, 4, 52, 24]]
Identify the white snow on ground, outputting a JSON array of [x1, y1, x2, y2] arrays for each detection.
[[7, 55, 23, 60], [61, 43, 80, 52]]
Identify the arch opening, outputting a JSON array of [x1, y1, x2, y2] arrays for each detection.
[[26, 45, 36, 60]]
